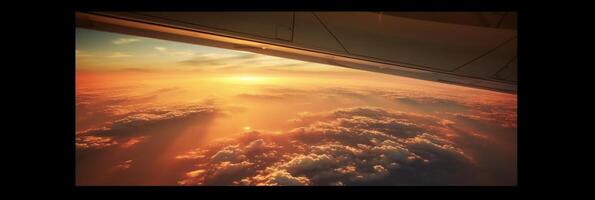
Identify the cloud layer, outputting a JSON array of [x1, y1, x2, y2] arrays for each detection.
[[76, 104, 218, 150], [176, 107, 477, 186], [75, 82, 515, 185]]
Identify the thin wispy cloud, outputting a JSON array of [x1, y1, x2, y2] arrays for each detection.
[[76, 49, 94, 58], [154, 46, 167, 52], [154, 46, 194, 57], [108, 52, 132, 58], [112, 38, 141, 45]]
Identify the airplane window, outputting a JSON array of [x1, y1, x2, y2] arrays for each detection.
[[76, 27, 517, 186]]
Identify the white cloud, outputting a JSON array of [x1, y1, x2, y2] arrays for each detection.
[[249, 169, 310, 186], [154, 46, 167, 52], [210, 145, 246, 163], [154, 46, 194, 56], [175, 107, 477, 186], [281, 153, 335, 173], [112, 38, 141, 45]]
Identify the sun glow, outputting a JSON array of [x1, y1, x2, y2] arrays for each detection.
[[239, 76, 257, 81], [221, 75, 279, 84]]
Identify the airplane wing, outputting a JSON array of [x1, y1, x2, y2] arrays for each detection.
[[75, 12, 517, 94]]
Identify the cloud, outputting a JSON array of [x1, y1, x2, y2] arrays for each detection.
[[177, 54, 229, 66], [120, 136, 149, 148], [108, 52, 132, 58], [243, 169, 311, 186], [122, 68, 154, 73], [76, 87, 223, 185], [281, 153, 335, 173], [76, 104, 218, 150], [210, 145, 246, 163], [115, 160, 133, 170], [75, 81, 515, 185], [154, 46, 194, 57], [391, 95, 466, 108], [76, 135, 118, 150], [79, 105, 216, 136], [112, 38, 141, 45], [445, 111, 516, 128], [236, 93, 293, 101], [178, 53, 242, 66], [380, 89, 517, 128], [76, 86, 193, 134], [75, 49, 94, 58], [176, 107, 477, 186], [154, 46, 167, 52], [177, 52, 267, 68]]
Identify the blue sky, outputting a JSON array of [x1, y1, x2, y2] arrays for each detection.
[[75, 28, 343, 74]]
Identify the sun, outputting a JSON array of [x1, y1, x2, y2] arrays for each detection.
[[243, 126, 252, 132]]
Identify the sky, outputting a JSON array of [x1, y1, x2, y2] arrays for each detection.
[[75, 28, 517, 186]]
